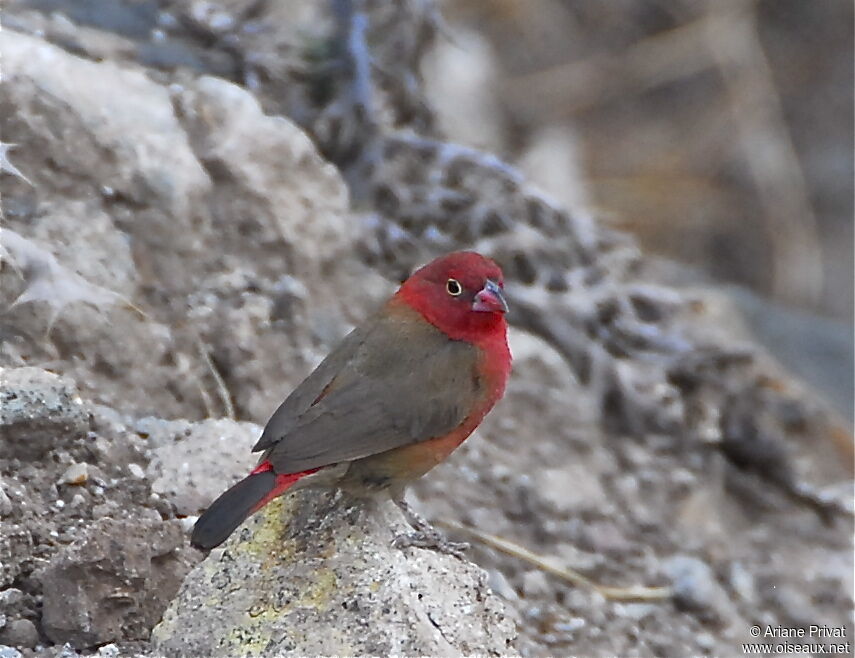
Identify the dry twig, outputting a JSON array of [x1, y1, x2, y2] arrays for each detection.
[[438, 519, 673, 602]]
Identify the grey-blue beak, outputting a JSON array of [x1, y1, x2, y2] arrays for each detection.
[[472, 280, 508, 313]]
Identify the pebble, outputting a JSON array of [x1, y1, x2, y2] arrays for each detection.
[[57, 644, 80, 658], [0, 619, 39, 648], [0, 485, 11, 517], [522, 570, 551, 598], [0, 589, 23, 607], [613, 602, 658, 621], [728, 561, 755, 603], [179, 516, 199, 534], [697, 632, 716, 650], [553, 617, 586, 633], [0, 646, 22, 658], [58, 463, 89, 486], [486, 569, 518, 601], [97, 644, 119, 658], [662, 555, 726, 622], [127, 463, 146, 479]]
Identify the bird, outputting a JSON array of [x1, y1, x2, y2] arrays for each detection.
[[191, 251, 511, 555]]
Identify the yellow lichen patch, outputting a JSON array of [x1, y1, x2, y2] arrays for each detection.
[[236, 496, 303, 571], [295, 567, 338, 610], [221, 598, 302, 657]]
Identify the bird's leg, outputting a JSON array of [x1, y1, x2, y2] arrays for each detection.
[[391, 495, 469, 559]]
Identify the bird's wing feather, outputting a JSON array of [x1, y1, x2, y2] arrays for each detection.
[[260, 306, 484, 473], [252, 325, 370, 452]]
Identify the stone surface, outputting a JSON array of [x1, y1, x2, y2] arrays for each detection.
[[0, 367, 89, 461], [140, 417, 260, 516], [662, 555, 731, 625], [0, 28, 373, 422], [38, 518, 193, 648], [152, 492, 517, 657], [1, 30, 210, 216], [0, 618, 38, 649]]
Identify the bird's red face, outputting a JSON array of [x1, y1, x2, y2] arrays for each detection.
[[396, 252, 508, 342]]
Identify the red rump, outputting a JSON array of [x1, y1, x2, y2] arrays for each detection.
[[248, 461, 320, 514]]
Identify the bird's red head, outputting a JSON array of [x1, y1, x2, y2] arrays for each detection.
[[394, 251, 509, 343]]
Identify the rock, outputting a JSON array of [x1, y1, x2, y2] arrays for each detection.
[[613, 602, 658, 622], [0, 526, 33, 589], [487, 569, 519, 602], [58, 463, 89, 486], [0, 619, 38, 649], [662, 555, 730, 624], [536, 463, 605, 514], [55, 644, 81, 658], [140, 418, 260, 516], [152, 491, 518, 657], [0, 646, 22, 658], [1, 30, 210, 216], [581, 520, 632, 556], [1, 29, 366, 424], [522, 570, 551, 598], [95, 644, 119, 658], [0, 486, 11, 518], [0, 589, 23, 608], [176, 75, 352, 272], [38, 518, 195, 648], [0, 368, 89, 461]]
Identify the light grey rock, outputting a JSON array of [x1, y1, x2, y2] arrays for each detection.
[[0, 486, 11, 518], [140, 417, 260, 516], [522, 570, 551, 598], [176, 75, 352, 271], [57, 463, 90, 486], [0, 645, 22, 658], [0, 368, 89, 461], [95, 644, 119, 658], [152, 491, 518, 657], [663, 555, 730, 624], [0, 589, 23, 608], [1, 30, 210, 216], [1, 29, 372, 423], [536, 463, 605, 514]]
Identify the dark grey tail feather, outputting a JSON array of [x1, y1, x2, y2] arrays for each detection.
[[191, 470, 275, 550]]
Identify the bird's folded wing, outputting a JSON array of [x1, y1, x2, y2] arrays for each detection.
[[258, 309, 483, 473], [252, 324, 369, 452]]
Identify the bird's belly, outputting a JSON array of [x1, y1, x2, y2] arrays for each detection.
[[340, 422, 478, 493]]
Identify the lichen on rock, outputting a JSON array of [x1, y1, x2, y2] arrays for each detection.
[[152, 491, 518, 657]]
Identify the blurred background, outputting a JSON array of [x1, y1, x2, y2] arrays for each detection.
[[426, 0, 854, 418], [436, 0, 853, 317]]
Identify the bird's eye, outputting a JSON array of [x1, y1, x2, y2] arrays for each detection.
[[446, 278, 463, 296]]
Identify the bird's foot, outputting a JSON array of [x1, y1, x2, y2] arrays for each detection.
[[392, 530, 470, 559], [391, 495, 469, 558]]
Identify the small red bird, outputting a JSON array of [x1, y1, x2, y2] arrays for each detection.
[[191, 251, 511, 553]]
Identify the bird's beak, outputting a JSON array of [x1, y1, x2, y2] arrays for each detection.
[[472, 280, 509, 314]]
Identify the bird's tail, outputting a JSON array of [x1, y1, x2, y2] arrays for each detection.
[[190, 463, 317, 550]]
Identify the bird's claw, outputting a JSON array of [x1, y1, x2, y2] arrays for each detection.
[[392, 531, 469, 559], [391, 495, 468, 558]]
